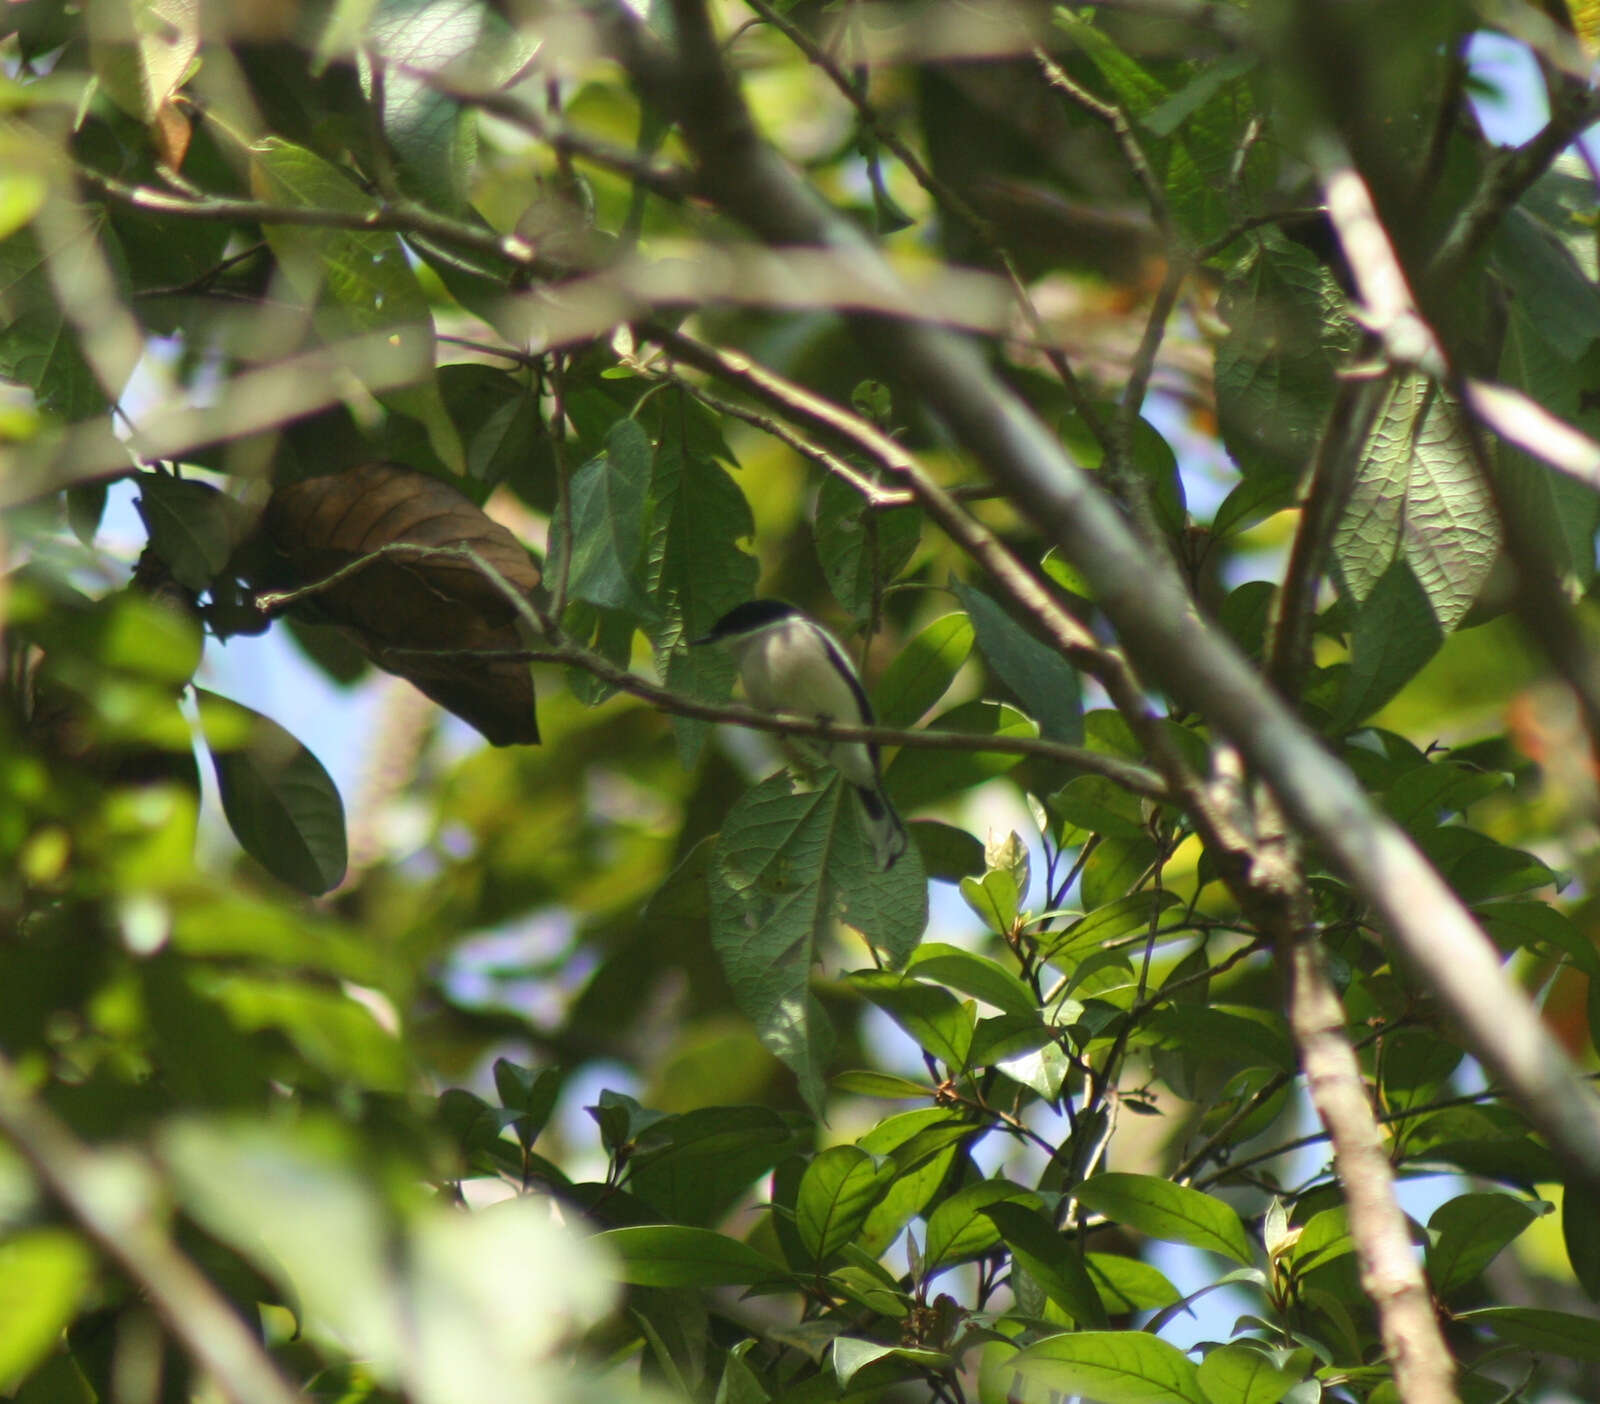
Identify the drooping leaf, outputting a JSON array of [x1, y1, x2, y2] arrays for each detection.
[[1426, 1193, 1541, 1298], [708, 773, 927, 1112], [872, 612, 974, 728], [953, 583, 1082, 743], [196, 688, 348, 895], [984, 1202, 1108, 1327], [557, 418, 657, 616], [257, 463, 542, 744]]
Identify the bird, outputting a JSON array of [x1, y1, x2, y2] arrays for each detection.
[[693, 599, 909, 869]]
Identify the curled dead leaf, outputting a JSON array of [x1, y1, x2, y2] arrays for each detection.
[[259, 464, 544, 745]]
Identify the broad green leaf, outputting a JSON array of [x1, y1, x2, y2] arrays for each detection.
[[1010, 1329, 1206, 1404], [1142, 1005, 1295, 1075], [953, 583, 1082, 743], [850, 970, 974, 1069], [1333, 375, 1498, 636], [911, 820, 987, 883], [1074, 1173, 1253, 1264], [1382, 760, 1509, 833], [796, 1145, 896, 1263], [831, 1338, 950, 1388], [1492, 207, 1600, 360], [0, 221, 121, 422], [1455, 1305, 1600, 1360], [438, 363, 546, 494], [1331, 559, 1444, 729], [1080, 834, 1160, 910], [492, 1059, 564, 1148], [968, 1013, 1055, 1069], [1036, 892, 1183, 962], [643, 404, 759, 764], [709, 774, 927, 1111], [250, 135, 462, 471], [1379, 1028, 1463, 1111], [558, 419, 658, 616], [594, 1226, 788, 1288], [873, 613, 974, 727], [1215, 230, 1354, 480], [1211, 473, 1299, 539], [1478, 901, 1593, 978], [1051, 774, 1149, 841], [1196, 1344, 1302, 1404], [1085, 1252, 1182, 1313], [1563, 1185, 1600, 1300], [814, 471, 921, 617], [856, 1110, 974, 1257], [960, 870, 1019, 936], [923, 1179, 1039, 1269], [0, 1229, 92, 1391], [1426, 1193, 1541, 1298], [196, 688, 348, 895], [135, 473, 248, 594], [884, 700, 1037, 812], [984, 1202, 1108, 1327], [906, 943, 1037, 1018]]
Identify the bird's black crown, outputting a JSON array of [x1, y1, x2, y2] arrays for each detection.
[[695, 598, 801, 642]]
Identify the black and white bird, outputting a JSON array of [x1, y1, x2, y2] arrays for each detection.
[[694, 600, 909, 869]]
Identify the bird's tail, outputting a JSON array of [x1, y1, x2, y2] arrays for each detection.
[[856, 784, 909, 870]]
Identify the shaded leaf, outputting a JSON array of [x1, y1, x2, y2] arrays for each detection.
[[595, 1226, 789, 1288], [196, 688, 347, 895], [258, 463, 541, 744], [1074, 1173, 1253, 1264], [953, 583, 1082, 743]]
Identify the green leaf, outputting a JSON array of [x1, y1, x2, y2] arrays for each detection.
[[910, 820, 987, 883], [709, 773, 927, 1112], [855, 1110, 974, 1258], [1085, 1252, 1182, 1313], [595, 1226, 789, 1288], [1454, 1305, 1600, 1360], [1215, 230, 1354, 480], [642, 402, 759, 764], [1333, 375, 1498, 637], [952, 583, 1082, 743], [558, 417, 658, 615], [0, 221, 120, 422], [884, 700, 1037, 812], [135, 473, 247, 593], [1037, 892, 1182, 962], [1563, 1185, 1600, 1300], [1074, 1173, 1253, 1265], [983, 1202, 1108, 1327], [250, 135, 463, 471], [1331, 559, 1444, 729], [1051, 774, 1150, 842], [438, 363, 546, 493], [831, 1338, 949, 1388], [850, 970, 974, 1070], [1080, 834, 1161, 910], [196, 688, 348, 895], [905, 943, 1037, 1018], [813, 471, 921, 617], [0, 1229, 93, 1391], [872, 613, 974, 727], [1196, 1344, 1302, 1404], [1142, 1005, 1295, 1075], [1010, 1329, 1206, 1404], [1426, 1193, 1541, 1298], [795, 1145, 896, 1264], [922, 1179, 1039, 1269], [960, 870, 1019, 936]]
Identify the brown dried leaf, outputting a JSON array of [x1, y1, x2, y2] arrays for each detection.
[[261, 464, 543, 746]]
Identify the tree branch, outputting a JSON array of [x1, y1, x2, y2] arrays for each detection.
[[602, 0, 1600, 1196]]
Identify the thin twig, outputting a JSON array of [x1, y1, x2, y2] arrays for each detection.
[[253, 542, 1169, 797]]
